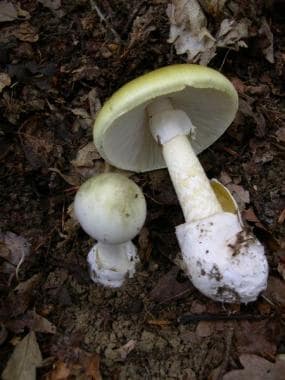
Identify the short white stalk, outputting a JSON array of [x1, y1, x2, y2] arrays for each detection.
[[87, 241, 139, 288], [147, 98, 222, 222], [74, 173, 146, 288]]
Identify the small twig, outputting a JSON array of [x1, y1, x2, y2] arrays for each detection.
[[89, 0, 123, 43], [178, 313, 268, 324], [157, 288, 193, 306], [219, 48, 231, 71], [261, 294, 275, 307], [15, 248, 26, 281]]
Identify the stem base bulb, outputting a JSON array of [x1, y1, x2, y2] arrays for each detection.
[[87, 241, 139, 287], [176, 212, 268, 303]]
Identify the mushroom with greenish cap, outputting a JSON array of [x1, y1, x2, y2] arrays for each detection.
[[74, 173, 147, 287], [93, 64, 268, 303]]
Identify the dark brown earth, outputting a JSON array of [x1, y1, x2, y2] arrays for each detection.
[[0, 1, 284, 379]]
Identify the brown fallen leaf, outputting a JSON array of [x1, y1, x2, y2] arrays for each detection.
[[219, 170, 232, 186], [71, 142, 100, 168], [223, 354, 285, 380], [149, 267, 193, 304], [2, 331, 42, 380], [242, 208, 266, 230], [81, 353, 102, 380], [235, 320, 277, 357], [70, 142, 104, 180], [0, 231, 31, 275], [167, 0, 216, 64], [5, 310, 56, 334], [47, 361, 70, 380], [242, 208, 261, 223], [264, 276, 285, 305], [2, 273, 42, 319], [19, 116, 56, 170], [0, 1, 18, 22], [0, 1, 30, 22], [46, 350, 102, 380], [49, 167, 81, 187], [196, 321, 215, 338], [38, 0, 61, 11]]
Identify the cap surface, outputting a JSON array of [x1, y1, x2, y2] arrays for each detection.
[[93, 64, 238, 172], [74, 173, 147, 244]]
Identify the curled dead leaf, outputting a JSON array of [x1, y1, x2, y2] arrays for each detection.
[[264, 276, 285, 305], [3, 274, 42, 319], [149, 267, 192, 304], [6, 310, 57, 334], [216, 18, 249, 49], [70, 142, 106, 181], [0, 231, 31, 268], [38, 0, 61, 11], [0, 1, 30, 22], [71, 142, 100, 168], [47, 361, 70, 380], [223, 354, 285, 380], [2, 331, 42, 380], [167, 0, 216, 64], [167, 1, 274, 65], [0, 1, 18, 22], [49, 168, 81, 187], [235, 320, 277, 357]]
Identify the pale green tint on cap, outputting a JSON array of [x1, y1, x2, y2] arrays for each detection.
[[93, 64, 238, 172]]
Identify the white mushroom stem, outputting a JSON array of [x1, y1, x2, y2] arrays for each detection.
[[147, 98, 222, 223], [147, 98, 268, 303], [87, 241, 139, 288]]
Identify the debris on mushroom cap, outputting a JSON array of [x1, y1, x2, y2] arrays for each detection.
[[74, 173, 147, 244], [176, 212, 268, 303], [93, 64, 238, 172]]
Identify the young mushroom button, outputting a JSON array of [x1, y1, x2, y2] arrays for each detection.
[[74, 173, 146, 288], [93, 64, 268, 303]]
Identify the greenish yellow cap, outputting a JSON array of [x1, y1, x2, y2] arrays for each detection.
[[93, 64, 238, 172]]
